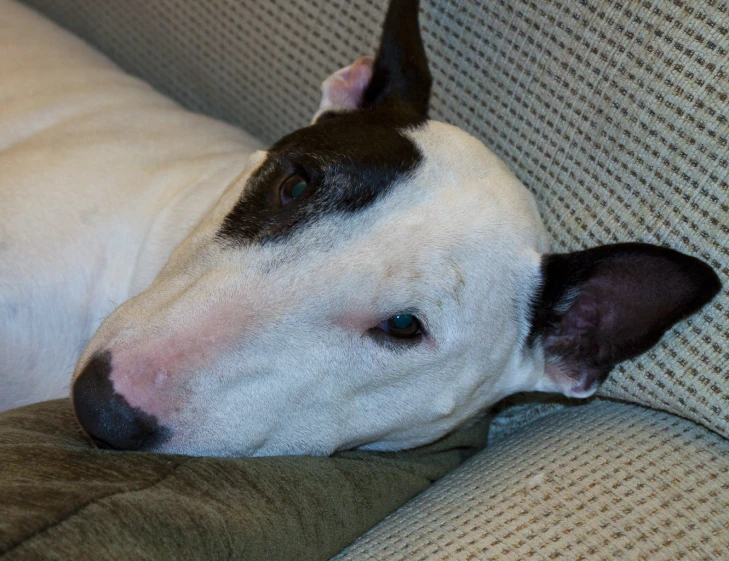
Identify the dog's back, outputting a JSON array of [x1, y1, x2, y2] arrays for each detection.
[[0, 0, 261, 410]]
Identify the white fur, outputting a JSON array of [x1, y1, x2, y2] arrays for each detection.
[[3, 0, 558, 456], [0, 0, 262, 409], [73, 122, 552, 456]]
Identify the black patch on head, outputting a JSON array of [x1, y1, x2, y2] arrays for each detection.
[[218, 0, 432, 245], [217, 111, 424, 244]]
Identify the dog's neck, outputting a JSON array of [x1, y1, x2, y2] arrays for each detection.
[[126, 153, 254, 296]]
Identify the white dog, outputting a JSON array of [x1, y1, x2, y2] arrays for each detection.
[[0, 0, 720, 456]]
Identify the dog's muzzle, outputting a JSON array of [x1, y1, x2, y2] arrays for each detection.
[[72, 351, 168, 451]]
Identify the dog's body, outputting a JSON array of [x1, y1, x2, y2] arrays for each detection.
[[0, 0, 720, 456], [0, 0, 262, 409]]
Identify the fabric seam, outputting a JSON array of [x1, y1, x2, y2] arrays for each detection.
[[0, 458, 191, 557]]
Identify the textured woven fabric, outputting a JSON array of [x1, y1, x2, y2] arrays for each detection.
[[18, 0, 728, 439], [333, 399, 729, 560], [0, 399, 489, 560]]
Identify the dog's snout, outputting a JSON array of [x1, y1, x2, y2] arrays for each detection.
[[72, 351, 167, 451]]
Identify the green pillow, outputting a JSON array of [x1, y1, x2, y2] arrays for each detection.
[[0, 399, 488, 560]]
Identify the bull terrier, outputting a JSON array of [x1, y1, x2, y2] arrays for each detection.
[[0, 0, 720, 456]]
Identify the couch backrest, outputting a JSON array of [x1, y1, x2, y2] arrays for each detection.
[[20, 0, 728, 437]]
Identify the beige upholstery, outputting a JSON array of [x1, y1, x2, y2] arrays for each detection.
[[334, 400, 729, 559]]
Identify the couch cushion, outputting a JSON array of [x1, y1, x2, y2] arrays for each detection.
[[19, 0, 729, 439], [0, 399, 488, 560], [334, 399, 729, 560]]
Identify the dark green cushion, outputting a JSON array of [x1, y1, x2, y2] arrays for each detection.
[[0, 399, 488, 560]]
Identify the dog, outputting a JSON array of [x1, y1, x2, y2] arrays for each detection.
[[0, 0, 720, 457]]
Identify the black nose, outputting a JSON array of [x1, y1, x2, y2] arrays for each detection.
[[72, 351, 167, 451]]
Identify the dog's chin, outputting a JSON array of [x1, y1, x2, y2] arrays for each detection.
[[149, 442, 337, 458], [141, 420, 441, 457]]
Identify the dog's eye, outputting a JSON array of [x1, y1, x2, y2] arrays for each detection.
[[280, 175, 308, 205], [379, 313, 422, 338]]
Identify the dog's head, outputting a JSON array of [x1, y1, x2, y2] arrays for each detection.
[[72, 0, 720, 456]]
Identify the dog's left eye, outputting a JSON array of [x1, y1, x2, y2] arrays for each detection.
[[280, 175, 309, 205], [378, 313, 422, 338]]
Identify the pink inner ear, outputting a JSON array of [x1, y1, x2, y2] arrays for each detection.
[[312, 56, 375, 122]]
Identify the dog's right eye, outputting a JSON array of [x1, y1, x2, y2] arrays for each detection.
[[367, 312, 425, 349], [280, 175, 309, 205], [377, 313, 423, 339]]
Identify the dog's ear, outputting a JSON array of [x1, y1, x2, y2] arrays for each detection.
[[313, 0, 432, 123], [530, 243, 721, 398]]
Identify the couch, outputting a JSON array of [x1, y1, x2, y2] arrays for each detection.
[[4, 0, 728, 558]]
